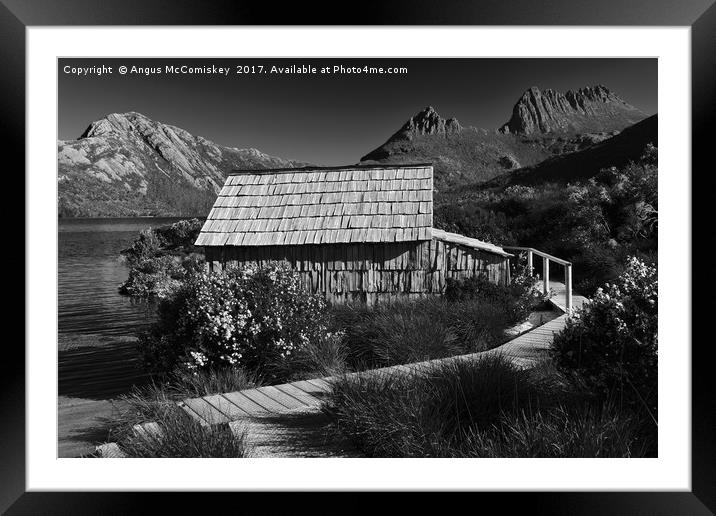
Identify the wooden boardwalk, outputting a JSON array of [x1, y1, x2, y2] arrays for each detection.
[[172, 283, 587, 456], [178, 314, 572, 427], [89, 281, 586, 458]]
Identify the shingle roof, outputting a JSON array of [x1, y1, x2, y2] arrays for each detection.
[[195, 164, 434, 247], [431, 229, 512, 257]]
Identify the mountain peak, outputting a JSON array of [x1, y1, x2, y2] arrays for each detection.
[[394, 106, 462, 141], [80, 111, 156, 139], [501, 85, 644, 135], [59, 113, 308, 217]]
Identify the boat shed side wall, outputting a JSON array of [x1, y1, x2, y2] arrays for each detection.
[[204, 238, 510, 305]]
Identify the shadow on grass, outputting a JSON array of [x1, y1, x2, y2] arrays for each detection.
[[237, 409, 364, 458]]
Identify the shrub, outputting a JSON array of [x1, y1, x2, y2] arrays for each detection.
[[326, 355, 651, 457], [551, 257, 658, 419], [121, 218, 204, 265], [434, 144, 658, 297], [137, 262, 331, 381], [119, 218, 206, 299], [119, 254, 204, 299], [445, 263, 544, 321], [121, 228, 164, 267], [154, 218, 204, 249]]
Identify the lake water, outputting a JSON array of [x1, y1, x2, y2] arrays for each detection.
[[58, 217, 190, 338]]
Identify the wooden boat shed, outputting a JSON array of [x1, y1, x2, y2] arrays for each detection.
[[195, 164, 512, 305]]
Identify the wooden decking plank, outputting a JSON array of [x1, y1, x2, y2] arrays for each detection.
[[203, 394, 249, 420], [305, 377, 332, 391], [291, 379, 331, 398], [528, 327, 560, 334], [274, 383, 322, 407], [256, 385, 311, 410], [177, 400, 211, 426], [240, 388, 294, 412], [221, 391, 271, 415], [181, 397, 230, 425]]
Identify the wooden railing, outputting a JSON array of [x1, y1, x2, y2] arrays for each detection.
[[503, 246, 573, 313]]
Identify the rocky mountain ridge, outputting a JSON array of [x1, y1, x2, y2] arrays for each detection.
[[361, 85, 648, 191], [58, 112, 307, 217], [58, 85, 652, 216], [499, 85, 644, 135]]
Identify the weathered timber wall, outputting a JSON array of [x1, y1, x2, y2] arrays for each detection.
[[205, 239, 510, 305]]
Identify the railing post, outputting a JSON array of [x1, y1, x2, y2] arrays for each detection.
[[565, 263, 572, 313], [543, 257, 549, 295], [527, 249, 533, 275]]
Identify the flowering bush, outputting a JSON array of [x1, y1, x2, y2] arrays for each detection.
[[138, 263, 330, 380], [551, 257, 657, 416]]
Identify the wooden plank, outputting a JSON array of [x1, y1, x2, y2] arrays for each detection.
[[305, 377, 332, 391], [292, 379, 331, 397], [180, 397, 230, 425], [256, 385, 311, 410], [240, 388, 294, 412], [202, 394, 248, 420], [274, 383, 323, 406], [221, 391, 271, 415]]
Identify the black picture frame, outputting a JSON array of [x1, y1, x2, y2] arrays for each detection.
[[3, 0, 712, 512]]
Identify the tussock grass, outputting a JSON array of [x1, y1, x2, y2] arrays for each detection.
[[326, 355, 654, 458], [330, 298, 515, 371], [168, 367, 261, 398], [109, 383, 247, 458], [272, 333, 349, 381]]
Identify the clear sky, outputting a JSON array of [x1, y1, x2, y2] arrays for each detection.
[[59, 58, 657, 165]]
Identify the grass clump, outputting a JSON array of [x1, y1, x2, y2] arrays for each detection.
[[331, 299, 512, 369], [329, 268, 542, 371], [166, 367, 261, 399], [108, 384, 248, 458], [326, 355, 654, 458]]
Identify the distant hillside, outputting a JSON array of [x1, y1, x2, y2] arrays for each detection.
[[58, 85, 651, 217], [487, 114, 658, 187], [58, 112, 309, 217], [361, 86, 648, 192]]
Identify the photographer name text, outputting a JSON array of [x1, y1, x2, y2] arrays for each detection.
[[62, 63, 409, 77]]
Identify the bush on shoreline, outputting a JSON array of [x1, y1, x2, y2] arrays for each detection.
[[119, 218, 205, 299], [138, 262, 331, 382]]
